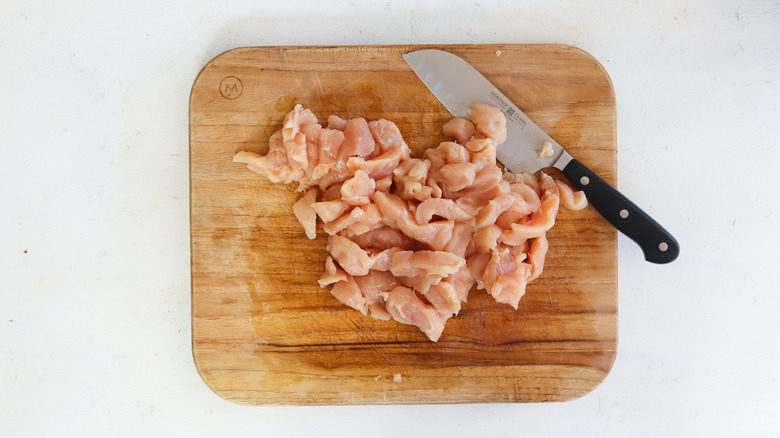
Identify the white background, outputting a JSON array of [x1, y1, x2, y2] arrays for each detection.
[[2, 0, 778, 436]]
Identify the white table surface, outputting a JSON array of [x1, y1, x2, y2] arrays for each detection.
[[2, 0, 779, 436]]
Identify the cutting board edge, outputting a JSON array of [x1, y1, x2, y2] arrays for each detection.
[[189, 351, 618, 406], [188, 43, 616, 94]]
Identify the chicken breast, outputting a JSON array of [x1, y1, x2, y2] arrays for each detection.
[[234, 103, 587, 341], [468, 103, 507, 145], [442, 117, 476, 144], [384, 286, 448, 342], [293, 187, 319, 239], [339, 118, 376, 160]]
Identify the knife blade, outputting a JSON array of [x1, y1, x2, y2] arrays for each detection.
[[403, 49, 679, 264]]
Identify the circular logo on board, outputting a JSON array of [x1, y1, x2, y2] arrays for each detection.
[[219, 76, 243, 99]]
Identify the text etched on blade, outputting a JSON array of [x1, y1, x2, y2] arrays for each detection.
[[489, 91, 526, 127]]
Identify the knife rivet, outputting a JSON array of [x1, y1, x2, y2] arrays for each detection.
[[659, 242, 669, 252], [619, 209, 629, 219], [580, 176, 590, 185]]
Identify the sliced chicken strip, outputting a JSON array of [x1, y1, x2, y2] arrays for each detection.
[[384, 286, 449, 342], [292, 187, 319, 239]]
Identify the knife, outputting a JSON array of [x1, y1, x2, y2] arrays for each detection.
[[403, 49, 679, 264]]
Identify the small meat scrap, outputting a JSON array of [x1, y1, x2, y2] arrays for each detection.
[[234, 103, 586, 341], [538, 140, 554, 158]]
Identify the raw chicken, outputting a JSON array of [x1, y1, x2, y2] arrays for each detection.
[[468, 103, 507, 145], [340, 170, 375, 205], [384, 286, 448, 342], [442, 117, 476, 145], [234, 103, 587, 341], [292, 188, 318, 239], [556, 180, 588, 211], [338, 118, 376, 160]]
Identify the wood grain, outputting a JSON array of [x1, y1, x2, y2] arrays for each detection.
[[190, 44, 617, 405]]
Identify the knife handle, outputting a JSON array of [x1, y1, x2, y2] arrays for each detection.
[[560, 158, 680, 264]]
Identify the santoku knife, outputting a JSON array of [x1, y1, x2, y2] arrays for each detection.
[[403, 49, 679, 264]]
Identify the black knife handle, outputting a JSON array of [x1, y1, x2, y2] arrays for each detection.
[[560, 158, 679, 264]]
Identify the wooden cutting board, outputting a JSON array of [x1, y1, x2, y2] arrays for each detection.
[[190, 44, 617, 405]]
